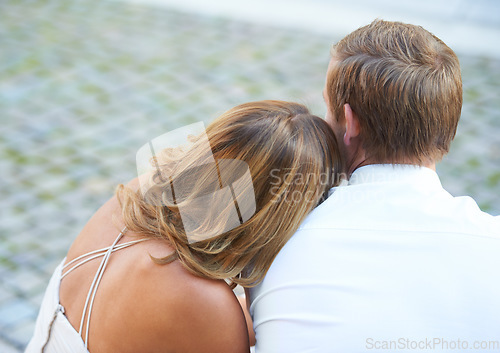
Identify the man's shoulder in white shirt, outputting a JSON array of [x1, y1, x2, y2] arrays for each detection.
[[250, 165, 500, 353]]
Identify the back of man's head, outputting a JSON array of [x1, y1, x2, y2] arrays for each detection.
[[327, 19, 463, 165]]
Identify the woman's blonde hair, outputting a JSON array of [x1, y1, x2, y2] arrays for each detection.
[[117, 100, 342, 287]]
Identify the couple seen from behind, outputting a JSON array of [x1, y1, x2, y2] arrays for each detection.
[[26, 19, 500, 353]]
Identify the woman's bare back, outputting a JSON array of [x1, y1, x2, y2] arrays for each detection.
[[59, 192, 250, 353]]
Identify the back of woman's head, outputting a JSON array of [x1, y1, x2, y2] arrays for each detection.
[[117, 100, 342, 287]]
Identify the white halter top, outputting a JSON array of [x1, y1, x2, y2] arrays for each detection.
[[25, 228, 148, 353]]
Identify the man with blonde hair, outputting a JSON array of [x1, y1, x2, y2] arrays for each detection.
[[248, 20, 500, 352]]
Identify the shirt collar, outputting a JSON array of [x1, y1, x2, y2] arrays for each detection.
[[347, 164, 442, 188]]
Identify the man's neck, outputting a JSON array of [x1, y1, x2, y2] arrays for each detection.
[[348, 158, 436, 177]]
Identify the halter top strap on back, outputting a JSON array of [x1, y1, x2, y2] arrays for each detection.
[[60, 227, 149, 350]]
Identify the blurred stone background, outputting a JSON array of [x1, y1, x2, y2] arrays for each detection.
[[0, 0, 499, 351]]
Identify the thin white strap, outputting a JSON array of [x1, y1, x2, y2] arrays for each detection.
[[61, 239, 148, 280], [78, 229, 124, 335], [60, 227, 151, 348], [77, 228, 126, 348], [63, 246, 111, 270], [79, 230, 152, 349], [83, 237, 119, 348]]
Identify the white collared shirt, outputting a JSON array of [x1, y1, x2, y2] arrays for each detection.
[[249, 164, 500, 353]]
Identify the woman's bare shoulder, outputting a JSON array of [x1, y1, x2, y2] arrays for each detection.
[[138, 261, 251, 353]]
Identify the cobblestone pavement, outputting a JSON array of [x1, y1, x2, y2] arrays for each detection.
[[0, 0, 499, 351]]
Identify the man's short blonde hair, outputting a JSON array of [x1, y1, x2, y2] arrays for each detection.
[[327, 19, 463, 164]]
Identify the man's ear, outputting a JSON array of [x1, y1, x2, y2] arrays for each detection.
[[343, 103, 360, 146]]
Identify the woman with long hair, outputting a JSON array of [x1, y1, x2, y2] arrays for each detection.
[[26, 100, 342, 353]]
